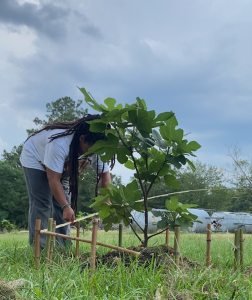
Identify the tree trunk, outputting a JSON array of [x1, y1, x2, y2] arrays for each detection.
[[143, 196, 148, 247]]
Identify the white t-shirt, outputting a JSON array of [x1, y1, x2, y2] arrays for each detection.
[[20, 129, 109, 174]]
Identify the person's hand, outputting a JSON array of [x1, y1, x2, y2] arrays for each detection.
[[104, 199, 112, 205], [63, 205, 75, 223]]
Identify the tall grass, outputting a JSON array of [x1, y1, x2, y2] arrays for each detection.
[[1, 230, 252, 299]]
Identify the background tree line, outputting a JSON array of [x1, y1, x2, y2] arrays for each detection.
[[0, 97, 251, 228]]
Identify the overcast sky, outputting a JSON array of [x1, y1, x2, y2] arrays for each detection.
[[1, 0, 252, 183]]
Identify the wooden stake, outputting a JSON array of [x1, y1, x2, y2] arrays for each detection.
[[239, 228, 244, 271], [174, 226, 180, 266], [45, 218, 53, 260], [118, 224, 123, 247], [49, 220, 56, 262], [90, 219, 99, 271], [165, 228, 169, 246], [206, 223, 211, 267], [34, 219, 41, 270], [234, 229, 240, 271], [40, 231, 140, 256], [75, 222, 80, 258]]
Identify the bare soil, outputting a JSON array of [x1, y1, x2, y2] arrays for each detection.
[[79, 244, 199, 271]]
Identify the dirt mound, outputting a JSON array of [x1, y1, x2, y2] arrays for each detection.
[[94, 245, 198, 270]]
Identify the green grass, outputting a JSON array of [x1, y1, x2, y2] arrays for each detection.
[[1, 230, 252, 299]]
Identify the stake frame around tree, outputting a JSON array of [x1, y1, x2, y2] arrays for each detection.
[[79, 88, 201, 247]]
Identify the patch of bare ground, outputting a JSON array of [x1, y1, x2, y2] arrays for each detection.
[[79, 244, 199, 272]]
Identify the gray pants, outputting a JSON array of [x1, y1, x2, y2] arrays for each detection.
[[23, 167, 72, 248]]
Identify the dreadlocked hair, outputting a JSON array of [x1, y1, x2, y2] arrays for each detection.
[[27, 114, 115, 213]]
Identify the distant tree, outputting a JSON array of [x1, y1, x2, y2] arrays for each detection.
[[2, 145, 23, 169], [227, 147, 252, 212], [0, 161, 28, 227], [144, 161, 233, 212], [176, 161, 232, 211], [27, 97, 88, 135]]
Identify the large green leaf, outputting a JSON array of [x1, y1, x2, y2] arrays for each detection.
[[165, 196, 179, 211], [159, 115, 178, 141], [177, 155, 186, 165], [173, 128, 184, 143], [152, 130, 167, 149], [89, 195, 110, 208], [124, 160, 135, 170], [116, 148, 130, 164], [98, 206, 110, 219], [79, 87, 108, 113], [103, 98, 117, 110], [104, 222, 113, 231], [136, 97, 147, 110], [154, 111, 174, 122], [157, 218, 169, 229], [100, 148, 117, 162], [136, 118, 152, 138], [171, 157, 182, 169], [126, 180, 138, 191], [82, 140, 107, 156], [128, 110, 138, 125], [186, 158, 196, 171], [89, 122, 107, 133], [148, 110, 156, 120], [158, 164, 170, 176], [164, 175, 180, 189], [106, 183, 120, 192], [187, 141, 201, 151]]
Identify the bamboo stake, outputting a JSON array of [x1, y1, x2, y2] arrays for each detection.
[[75, 222, 80, 258], [49, 220, 56, 262], [34, 219, 41, 270], [90, 219, 99, 271], [206, 223, 211, 267], [45, 218, 53, 259], [40, 212, 98, 232], [118, 224, 123, 247], [234, 229, 240, 271], [239, 228, 244, 271], [165, 228, 169, 246], [40, 231, 140, 256], [174, 226, 180, 266]]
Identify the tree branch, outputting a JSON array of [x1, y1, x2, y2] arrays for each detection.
[[148, 227, 169, 240]]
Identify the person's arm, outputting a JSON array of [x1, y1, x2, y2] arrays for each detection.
[[46, 167, 75, 222], [100, 170, 111, 188], [100, 170, 112, 205]]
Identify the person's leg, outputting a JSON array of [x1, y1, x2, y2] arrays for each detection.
[[52, 171, 72, 248], [23, 167, 52, 248]]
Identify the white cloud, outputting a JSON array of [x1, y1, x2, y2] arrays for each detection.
[[1, 0, 252, 183]]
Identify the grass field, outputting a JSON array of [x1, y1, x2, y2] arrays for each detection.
[[1, 229, 252, 299]]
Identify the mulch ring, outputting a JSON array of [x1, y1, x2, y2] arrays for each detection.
[[80, 244, 199, 271]]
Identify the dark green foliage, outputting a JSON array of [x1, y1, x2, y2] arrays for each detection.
[[0, 161, 28, 227]]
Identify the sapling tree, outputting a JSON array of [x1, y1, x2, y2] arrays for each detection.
[[78, 88, 201, 247]]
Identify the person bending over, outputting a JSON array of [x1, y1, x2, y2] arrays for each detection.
[[20, 114, 112, 248]]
